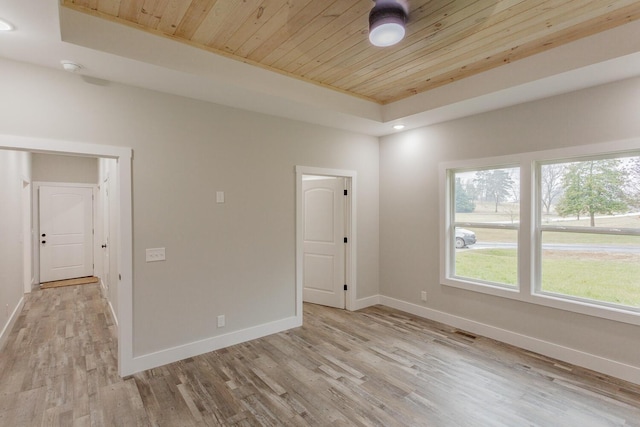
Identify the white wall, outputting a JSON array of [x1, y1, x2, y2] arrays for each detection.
[[0, 58, 379, 358], [0, 149, 31, 348], [380, 77, 640, 371], [32, 153, 98, 183]]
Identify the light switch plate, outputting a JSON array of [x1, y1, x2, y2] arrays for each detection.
[[146, 247, 166, 262], [216, 191, 225, 203]]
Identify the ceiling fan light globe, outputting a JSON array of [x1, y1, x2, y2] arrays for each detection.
[[369, 21, 405, 47]]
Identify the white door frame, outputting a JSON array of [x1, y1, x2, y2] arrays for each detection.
[[0, 134, 134, 377], [21, 179, 32, 293], [296, 166, 357, 317]]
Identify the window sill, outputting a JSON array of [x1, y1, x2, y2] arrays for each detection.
[[442, 276, 640, 326]]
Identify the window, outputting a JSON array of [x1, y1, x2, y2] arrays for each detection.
[[537, 157, 640, 310], [451, 167, 520, 288], [441, 141, 640, 325]]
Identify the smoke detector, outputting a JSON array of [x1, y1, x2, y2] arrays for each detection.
[[60, 60, 83, 73]]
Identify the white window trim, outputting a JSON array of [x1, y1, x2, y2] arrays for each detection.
[[440, 138, 640, 326]]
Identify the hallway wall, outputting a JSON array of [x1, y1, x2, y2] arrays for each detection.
[[0, 150, 31, 348]]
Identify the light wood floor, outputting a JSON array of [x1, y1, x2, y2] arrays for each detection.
[[1, 283, 639, 426]]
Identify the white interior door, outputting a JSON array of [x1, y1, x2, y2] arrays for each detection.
[[39, 185, 94, 283], [302, 177, 345, 309]]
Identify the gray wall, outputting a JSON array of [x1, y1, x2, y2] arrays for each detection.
[[0, 58, 380, 357], [0, 150, 30, 347], [32, 153, 98, 183], [380, 76, 640, 368]]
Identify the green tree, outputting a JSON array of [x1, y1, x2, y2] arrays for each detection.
[[626, 156, 640, 210], [556, 160, 627, 226], [455, 178, 475, 213], [474, 169, 515, 212], [541, 163, 565, 215]]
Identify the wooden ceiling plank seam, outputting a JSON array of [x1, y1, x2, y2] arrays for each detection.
[[247, 0, 341, 63], [329, 0, 519, 89], [364, 0, 640, 101], [293, 23, 369, 78], [293, 0, 455, 77], [174, 0, 219, 41], [378, 2, 640, 104], [188, 0, 241, 45], [118, 0, 146, 21], [273, 0, 371, 71], [234, 0, 314, 59], [96, 0, 122, 16], [137, 0, 170, 29], [260, 1, 356, 67], [68, 0, 92, 9], [349, 0, 595, 94], [305, 0, 474, 84], [223, 0, 290, 54], [248, 0, 341, 64], [278, 0, 374, 73], [202, 0, 266, 49], [336, 0, 534, 91], [157, 0, 193, 35]]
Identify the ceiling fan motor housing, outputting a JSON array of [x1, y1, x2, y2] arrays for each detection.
[[369, 0, 409, 28]]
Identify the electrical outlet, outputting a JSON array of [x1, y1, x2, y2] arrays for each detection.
[[145, 247, 166, 262], [217, 314, 225, 328], [421, 291, 427, 302]]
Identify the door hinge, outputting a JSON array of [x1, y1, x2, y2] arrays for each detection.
[[344, 284, 348, 291], [344, 189, 348, 196], [344, 237, 348, 243]]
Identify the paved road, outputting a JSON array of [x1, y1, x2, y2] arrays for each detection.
[[469, 242, 640, 254]]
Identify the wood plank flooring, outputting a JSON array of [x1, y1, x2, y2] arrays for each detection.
[[1, 283, 639, 426]]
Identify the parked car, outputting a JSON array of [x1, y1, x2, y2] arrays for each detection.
[[455, 228, 476, 249]]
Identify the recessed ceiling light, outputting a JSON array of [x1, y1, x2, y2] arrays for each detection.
[[0, 18, 14, 32], [393, 124, 406, 130]]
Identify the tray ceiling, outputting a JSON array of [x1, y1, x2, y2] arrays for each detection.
[[61, 0, 640, 105]]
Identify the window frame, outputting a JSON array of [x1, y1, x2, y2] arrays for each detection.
[[449, 165, 521, 290], [440, 139, 640, 326]]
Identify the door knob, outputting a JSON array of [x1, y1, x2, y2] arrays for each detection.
[[102, 244, 107, 248], [41, 233, 46, 237], [41, 240, 46, 244]]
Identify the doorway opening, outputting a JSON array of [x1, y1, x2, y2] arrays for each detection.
[[0, 134, 133, 377], [296, 166, 357, 318]]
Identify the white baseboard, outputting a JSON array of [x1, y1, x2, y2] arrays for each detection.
[[0, 297, 24, 351], [108, 301, 118, 327], [378, 295, 640, 386], [99, 278, 118, 327], [129, 315, 302, 375], [353, 295, 381, 310]]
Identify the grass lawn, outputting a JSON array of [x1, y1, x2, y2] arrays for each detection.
[[455, 249, 640, 308]]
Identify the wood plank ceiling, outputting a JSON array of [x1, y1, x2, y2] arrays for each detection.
[[62, 0, 640, 105]]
